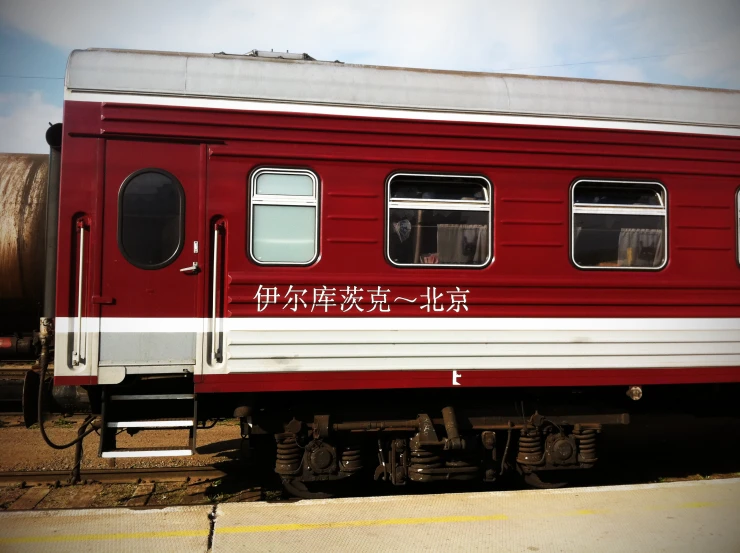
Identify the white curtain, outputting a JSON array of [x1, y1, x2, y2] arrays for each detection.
[[437, 224, 488, 264], [617, 228, 663, 267]]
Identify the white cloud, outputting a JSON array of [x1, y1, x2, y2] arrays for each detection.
[[0, 1, 656, 71], [0, 0, 738, 85], [661, 28, 740, 88], [0, 0, 563, 72], [0, 1, 737, 156], [0, 92, 62, 154]]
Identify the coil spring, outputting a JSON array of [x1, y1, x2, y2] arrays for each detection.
[[275, 436, 302, 475], [409, 449, 442, 470], [516, 428, 544, 465], [445, 459, 473, 468], [340, 446, 363, 473], [574, 428, 598, 462]]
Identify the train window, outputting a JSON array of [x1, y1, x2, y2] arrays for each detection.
[[571, 180, 667, 270], [118, 169, 184, 270], [250, 168, 319, 265], [387, 173, 492, 267]]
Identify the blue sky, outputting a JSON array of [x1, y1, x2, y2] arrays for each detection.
[[0, 23, 66, 109], [1, 0, 738, 153]]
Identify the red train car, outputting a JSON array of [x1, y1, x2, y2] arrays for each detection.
[[41, 48, 740, 495]]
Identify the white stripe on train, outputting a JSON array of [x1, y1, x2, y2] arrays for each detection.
[[52, 317, 740, 374], [54, 317, 740, 333], [64, 91, 740, 137]]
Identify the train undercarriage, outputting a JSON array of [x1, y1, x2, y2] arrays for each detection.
[[219, 386, 631, 498], [268, 408, 617, 498], [29, 375, 740, 499]]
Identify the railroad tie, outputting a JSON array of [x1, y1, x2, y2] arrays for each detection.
[[6, 487, 51, 511], [126, 482, 155, 507], [64, 484, 103, 509]]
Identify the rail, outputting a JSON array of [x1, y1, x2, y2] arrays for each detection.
[[0, 465, 227, 486]]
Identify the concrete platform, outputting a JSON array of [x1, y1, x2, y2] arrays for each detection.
[[0, 504, 213, 552], [213, 479, 740, 552], [1, 479, 738, 552]]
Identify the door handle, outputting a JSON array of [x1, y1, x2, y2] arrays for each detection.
[[72, 222, 86, 366], [211, 223, 224, 363], [180, 262, 199, 273]]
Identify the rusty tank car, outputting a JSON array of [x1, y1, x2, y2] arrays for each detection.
[[0, 153, 49, 358]]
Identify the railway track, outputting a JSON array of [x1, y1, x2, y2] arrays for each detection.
[[0, 364, 35, 378], [0, 465, 227, 486], [0, 371, 30, 379], [0, 464, 265, 510]]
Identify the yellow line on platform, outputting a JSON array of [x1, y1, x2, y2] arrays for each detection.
[[679, 501, 716, 509], [0, 529, 209, 546], [0, 497, 732, 546], [217, 513, 509, 535]]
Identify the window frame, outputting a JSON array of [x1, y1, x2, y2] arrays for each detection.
[[248, 167, 320, 266], [736, 187, 740, 267], [117, 168, 185, 271], [570, 178, 668, 271], [385, 172, 493, 269]]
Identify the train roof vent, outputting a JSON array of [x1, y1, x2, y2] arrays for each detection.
[[244, 49, 316, 61]]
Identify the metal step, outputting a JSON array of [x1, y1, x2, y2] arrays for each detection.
[[106, 420, 194, 428], [99, 389, 198, 459], [101, 447, 193, 459], [110, 394, 195, 401]]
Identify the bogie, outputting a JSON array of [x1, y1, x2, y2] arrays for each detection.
[[266, 407, 611, 498]]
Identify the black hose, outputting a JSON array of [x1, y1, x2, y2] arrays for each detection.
[[37, 361, 96, 449]]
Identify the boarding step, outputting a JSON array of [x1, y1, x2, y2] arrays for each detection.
[[99, 388, 198, 459], [110, 394, 195, 401], [102, 447, 194, 459], [106, 419, 194, 429]]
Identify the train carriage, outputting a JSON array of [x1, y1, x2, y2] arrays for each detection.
[[31, 48, 740, 495]]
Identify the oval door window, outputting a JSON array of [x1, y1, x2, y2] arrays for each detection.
[[118, 169, 184, 269]]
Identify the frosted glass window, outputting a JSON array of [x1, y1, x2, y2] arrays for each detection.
[[253, 205, 316, 263], [250, 168, 319, 265], [256, 173, 314, 196]]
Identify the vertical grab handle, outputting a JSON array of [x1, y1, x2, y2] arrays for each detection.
[[211, 222, 223, 363], [72, 221, 86, 366]]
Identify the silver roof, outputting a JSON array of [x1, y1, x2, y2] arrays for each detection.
[[65, 48, 740, 131]]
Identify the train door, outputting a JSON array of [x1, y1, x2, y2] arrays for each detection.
[[97, 141, 204, 383]]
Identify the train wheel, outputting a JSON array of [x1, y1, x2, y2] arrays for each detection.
[[281, 477, 335, 499]]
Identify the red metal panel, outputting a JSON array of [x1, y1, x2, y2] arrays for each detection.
[[195, 367, 740, 393], [55, 101, 107, 320], [98, 141, 203, 318], [54, 368, 740, 391], [56, 99, 740, 389], [99, 102, 740, 154], [54, 376, 98, 386]]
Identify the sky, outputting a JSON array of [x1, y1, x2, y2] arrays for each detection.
[[0, 0, 739, 154]]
